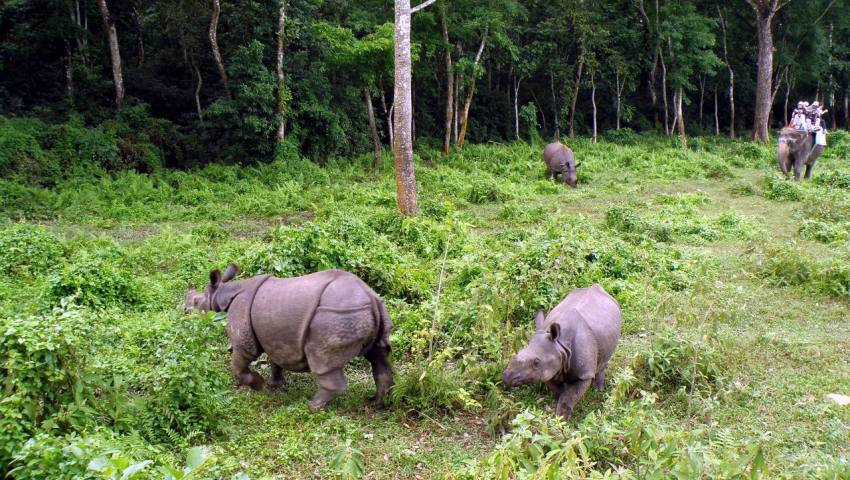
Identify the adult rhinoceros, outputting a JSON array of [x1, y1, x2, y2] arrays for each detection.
[[185, 264, 393, 411]]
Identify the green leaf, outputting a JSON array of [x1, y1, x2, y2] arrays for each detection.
[[186, 446, 210, 469], [121, 460, 153, 480]]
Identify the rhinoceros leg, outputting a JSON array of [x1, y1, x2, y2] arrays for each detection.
[[592, 363, 608, 391], [267, 363, 287, 389], [309, 369, 347, 412], [231, 349, 265, 390], [555, 379, 591, 421], [365, 345, 393, 406]]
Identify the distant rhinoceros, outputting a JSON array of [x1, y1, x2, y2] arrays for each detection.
[[543, 142, 579, 187], [185, 264, 393, 411], [502, 284, 621, 420]]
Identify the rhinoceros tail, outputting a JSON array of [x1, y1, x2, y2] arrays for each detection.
[[374, 297, 393, 351]]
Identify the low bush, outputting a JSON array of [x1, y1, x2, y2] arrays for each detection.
[[45, 254, 144, 308], [763, 175, 804, 201], [631, 330, 722, 393], [0, 223, 64, 276]]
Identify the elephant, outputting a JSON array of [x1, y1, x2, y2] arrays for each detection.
[[502, 284, 621, 420], [185, 264, 393, 412], [543, 142, 580, 187], [777, 127, 823, 181]]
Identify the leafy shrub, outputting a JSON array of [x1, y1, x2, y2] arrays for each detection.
[[463, 369, 767, 479], [134, 313, 231, 446], [603, 127, 640, 145], [632, 330, 722, 393], [0, 118, 60, 185], [467, 177, 512, 204], [240, 218, 426, 301], [756, 246, 850, 299], [9, 433, 109, 480], [763, 175, 804, 201], [45, 254, 143, 308], [799, 220, 849, 244], [814, 170, 850, 190], [0, 304, 96, 467], [0, 223, 64, 276]]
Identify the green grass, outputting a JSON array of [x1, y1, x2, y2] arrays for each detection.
[[1, 132, 849, 479]]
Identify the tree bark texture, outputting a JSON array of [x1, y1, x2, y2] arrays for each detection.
[[97, 0, 124, 107], [365, 87, 382, 170], [276, 0, 287, 142], [441, 12, 454, 154], [210, 0, 231, 99], [393, 0, 418, 215]]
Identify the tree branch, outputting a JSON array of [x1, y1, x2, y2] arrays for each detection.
[[411, 0, 437, 14]]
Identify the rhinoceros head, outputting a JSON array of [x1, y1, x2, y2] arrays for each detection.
[[502, 310, 570, 387], [183, 263, 239, 314]]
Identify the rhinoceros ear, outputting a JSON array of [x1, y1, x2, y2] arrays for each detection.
[[534, 310, 546, 330], [209, 269, 222, 288], [222, 263, 239, 283], [575, 161, 582, 168], [548, 322, 561, 341]]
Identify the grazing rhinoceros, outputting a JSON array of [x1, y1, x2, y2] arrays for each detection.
[[543, 142, 580, 187], [777, 127, 823, 181], [502, 284, 621, 420], [185, 264, 393, 411]]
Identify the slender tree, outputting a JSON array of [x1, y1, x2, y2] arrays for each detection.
[[209, 0, 231, 99], [96, 0, 125, 107], [276, 0, 287, 143], [441, 10, 454, 154], [718, 6, 735, 138], [747, 0, 789, 143], [393, 0, 435, 215]]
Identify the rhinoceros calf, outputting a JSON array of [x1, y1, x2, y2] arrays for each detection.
[[185, 264, 393, 411], [543, 142, 579, 187], [502, 284, 621, 420]]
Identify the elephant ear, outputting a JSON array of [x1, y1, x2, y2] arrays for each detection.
[[222, 263, 239, 283], [534, 310, 546, 330]]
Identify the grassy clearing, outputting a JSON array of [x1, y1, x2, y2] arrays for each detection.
[[1, 133, 849, 479]]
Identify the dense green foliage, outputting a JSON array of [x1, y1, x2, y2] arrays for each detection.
[[2, 0, 850, 171], [1, 131, 848, 478]]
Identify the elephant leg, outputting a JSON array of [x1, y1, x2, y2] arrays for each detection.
[[593, 362, 609, 391], [309, 368, 347, 412], [231, 349, 264, 390], [555, 379, 591, 421], [804, 163, 813, 180], [267, 363, 287, 390], [793, 156, 803, 181], [364, 345, 393, 407]]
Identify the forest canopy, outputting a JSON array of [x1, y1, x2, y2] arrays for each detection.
[[1, 0, 849, 171]]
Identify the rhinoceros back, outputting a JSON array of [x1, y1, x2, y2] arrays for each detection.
[[549, 284, 622, 365], [250, 270, 345, 370], [250, 270, 380, 371]]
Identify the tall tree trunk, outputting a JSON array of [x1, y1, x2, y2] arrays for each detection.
[[676, 88, 687, 148], [550, 69, 560, 139], [660, 48, 669, 135], [714, 84, 720, 135], [591, 71, 598, 144], [513, 76, 521, 140], [457, 27, 488, 148], [698, 76, 705, 124], [441, 12, 454, 154], [133, 5, 144, 67], [365, 87, 382, 170], [184, 46, 204, 122], [393, 0, 418, 215], [784, 76, 791, 125], [380, 82, 393, 146], [568, 55, 583, 138], [453, 42, 461, 145], [718, 7, 736, 139], [844, 91, 849, 129], [97, 0, 125, 107], [749, 1, 783, 144], [209, 0, 231, 99], [63, 41, 74, 100], [615, 69, 622, 130], [276, 0, 287, 143]]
